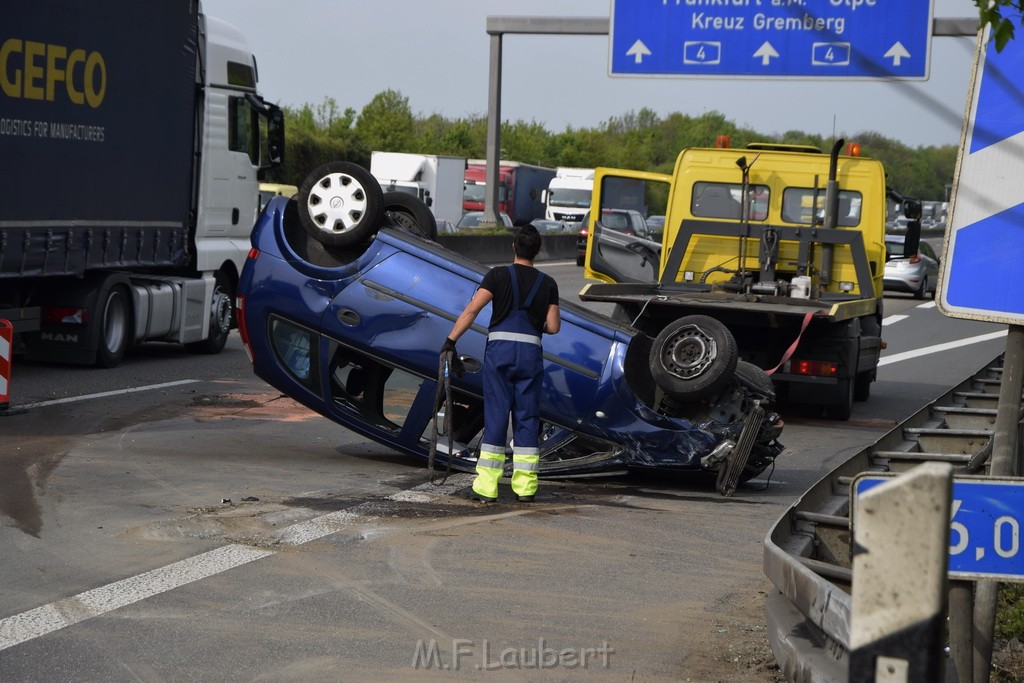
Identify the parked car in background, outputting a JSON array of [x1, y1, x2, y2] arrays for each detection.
[[884, 234, 940, 299], [456, 211, 514, 230], [576, 209, 651, 266], [236, 162, 785, 487], [645, 214, 666, 237]]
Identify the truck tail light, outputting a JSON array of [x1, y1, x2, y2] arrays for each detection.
[[909, 252, 921, 264], [786, 359, 839, 377], [236, 294, 254, 364], [42, 307, 88, 325]]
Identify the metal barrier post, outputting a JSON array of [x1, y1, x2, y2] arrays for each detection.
[[849, 462, 953, 682], [973, 325, 1024, 683]]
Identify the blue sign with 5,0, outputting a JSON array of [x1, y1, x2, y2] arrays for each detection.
[[856, 475, 1024, 582], [610, 0, 934, 79]]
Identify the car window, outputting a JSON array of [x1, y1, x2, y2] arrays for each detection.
[[920, 242, 937, 260], [781, 188, 862, 226]]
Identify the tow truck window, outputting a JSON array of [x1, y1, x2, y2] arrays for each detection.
[[691, 182, 769, 221], [781, 188, 862, 227]]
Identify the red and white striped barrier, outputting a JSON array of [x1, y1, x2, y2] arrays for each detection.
[[0, 319, 13, 410]]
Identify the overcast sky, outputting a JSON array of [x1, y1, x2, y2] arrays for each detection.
[[203, 0, 978, 149]]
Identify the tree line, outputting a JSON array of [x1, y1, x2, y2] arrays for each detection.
[[265, 88, 957, 201]]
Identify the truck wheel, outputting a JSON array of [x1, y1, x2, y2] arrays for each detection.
[[186, 271, 232, 355], [824, 379, 854, 420], [853, 371, 873, 401], [381, 191, 437, 241], [649, 315, 738, 401], [96, 285, 131, 368], [298, 161, 383, 248]]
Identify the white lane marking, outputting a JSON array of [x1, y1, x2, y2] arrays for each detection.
[[0, 473, 474, 651], [0, 545, 272, 651], [883, 314, 908, 326], [920, 301, 937, 309], [879, 330, 1008, 367], [20, 379, 200, 410]]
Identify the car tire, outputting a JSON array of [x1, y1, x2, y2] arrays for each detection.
[[649, 315, 738, 401], [185, 271, 233, 355], [96, 284, 131, 368], [298, 161, 384, 248], [576, 254, 585, 267], [914, 275, 929, 300], [734, 361, 775, 400], [381, 191, 438, 241]]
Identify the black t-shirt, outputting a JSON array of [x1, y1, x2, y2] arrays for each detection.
[[479, 263, 559, 334]]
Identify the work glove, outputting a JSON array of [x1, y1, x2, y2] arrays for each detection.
[[439, 337, 464, 377]]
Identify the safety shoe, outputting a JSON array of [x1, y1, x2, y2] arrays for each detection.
[[515, 494, 535, 503], [468, 492, 497, 504]]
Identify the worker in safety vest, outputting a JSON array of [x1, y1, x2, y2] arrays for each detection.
[[442, 225, 560, 503]]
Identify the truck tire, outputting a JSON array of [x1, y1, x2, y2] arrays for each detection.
[[854, 371, 873, 401], [185, 271, 232, 355], [298, 161, 384, 248], [381, 191, 437, 241], [649, 315, 738, 401], [824, 379, 854, 420], [96, 284, 131, 368]]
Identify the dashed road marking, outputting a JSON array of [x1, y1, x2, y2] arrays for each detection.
[[20, 379, 200, 410], [0, 474, 474, 652], [879, 330, 1007, 367]]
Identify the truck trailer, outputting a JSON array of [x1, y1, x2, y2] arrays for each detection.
[[0, 0, 284, 367], [462, 160, 554, 226], [369, 152, 466, 227]]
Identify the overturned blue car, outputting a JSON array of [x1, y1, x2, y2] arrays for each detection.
[[236, 162, 784, 493]]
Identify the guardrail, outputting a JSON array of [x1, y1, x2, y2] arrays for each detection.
[[763, 354, 1007, 681]]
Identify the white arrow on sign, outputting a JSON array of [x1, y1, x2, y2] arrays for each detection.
[[884, 42, 911, 66], [626, 39, 652, 64], [753, 41, 779, 66]]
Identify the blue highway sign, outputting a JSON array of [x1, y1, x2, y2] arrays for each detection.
[[856, 475, 1024, 582], [609, 0, 934, 79], [939, 27, 1024, 324]]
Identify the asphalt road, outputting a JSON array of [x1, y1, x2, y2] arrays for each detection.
[[0, 262, 1008, 681]]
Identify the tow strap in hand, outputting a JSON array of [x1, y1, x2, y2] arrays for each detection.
[[427, 351, 456, 485]]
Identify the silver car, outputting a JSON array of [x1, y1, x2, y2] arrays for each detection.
[[884, 235, 940, 299]]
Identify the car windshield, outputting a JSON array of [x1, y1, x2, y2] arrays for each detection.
[[781, 188, 862, 227], [463, 183, 485, 202]]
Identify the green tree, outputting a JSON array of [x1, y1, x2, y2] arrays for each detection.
[[975, 0, 1022, 50], [355, 89, 415, 152]]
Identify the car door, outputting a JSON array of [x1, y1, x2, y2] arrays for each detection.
[[585, 169, 671, 284]]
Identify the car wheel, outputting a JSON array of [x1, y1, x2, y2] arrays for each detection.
[[96, 284, 131, 368], [576, 254, 585, 267], [298, 161, 384, 248], [734, 361, 775, 400], [381, 191, 438, 241], [185, 271, 233, 355], [914, 275, 929, 300], [648, 315, 738, 401]]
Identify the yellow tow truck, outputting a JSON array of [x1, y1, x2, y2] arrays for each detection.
[[579, 139, 922, 419]]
